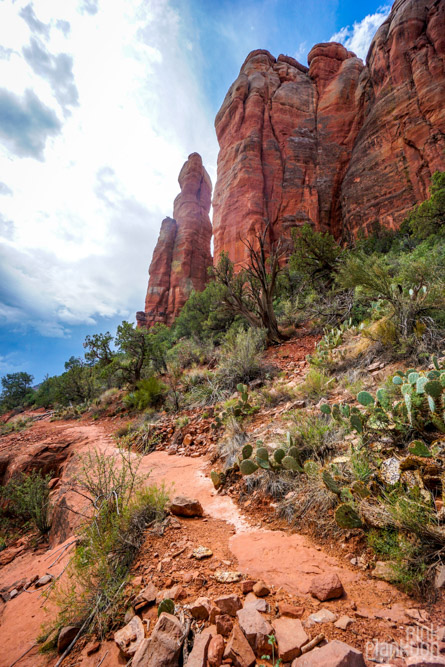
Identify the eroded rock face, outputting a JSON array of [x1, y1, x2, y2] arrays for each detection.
[[213, 0, 445, 264], [137, 153, 212, 328]]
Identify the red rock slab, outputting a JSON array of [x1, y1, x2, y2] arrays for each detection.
[[229, 530, 357, 596]]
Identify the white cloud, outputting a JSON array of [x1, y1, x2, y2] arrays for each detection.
[[0, 0, 218, 336], [330, 5, 390, 61]]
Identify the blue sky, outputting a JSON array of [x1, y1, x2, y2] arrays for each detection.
[[0, 0, 390, 384]]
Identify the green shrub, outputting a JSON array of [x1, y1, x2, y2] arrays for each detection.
[[405, 171, 445, 240], [289, 412, 337, 461], [166, 339, 215, 368], [216, 328, 271, 390], [123, 376, 166, 411], [1, 470, 51, 535], [297, 368, 334, 400], [50, 448, 169, 640]]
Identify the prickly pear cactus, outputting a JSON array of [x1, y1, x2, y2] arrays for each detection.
[[425, 381, 442, 399], [288, 446, 301, 463], [351, 480, 371, 498], [282, 456, 302, 472], [349, 414, 363, 434], [274, 448, 286, 464], [158, 598, 175, 616], [210, 470, 223, 489], [255, 447, 271, 469], [408, 440, 432, 458], [241, 444, 253, 460], [303, 460, 321, 477], [322, 469, 341, 495], [334, 503, 363, 529], [357, 391, 374, 407], [240, 459, 259, 475]]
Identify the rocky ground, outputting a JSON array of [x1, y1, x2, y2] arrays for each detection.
[[0, 338, 444, 667]]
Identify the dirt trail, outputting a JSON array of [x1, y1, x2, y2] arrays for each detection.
[[0, 419, 435, 667]]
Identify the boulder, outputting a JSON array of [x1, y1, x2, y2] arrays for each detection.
[[132, 613, 184, 667], [243, 592, 268, 612], [278, 603, 304, 618], [186, 632, 212, 667], [215, 594, 242, 617], [309, 573, 344, 601], [272, 617, 309, 661], [252, 581, 270, 597], [223, 625, 256, 667], [334, 615, 354, 630], [190, 597, 212, 620], [170, 496, 203, 518], [240, 580, 255, 594], [114, 615, 145, 658], [237, 607, 273, 655], [57, 626, 79, 654], [216, 614, 233, 637], [35, 574, 53, 588], [134, 583, 157, 611], [306, 608, 337, 626], [208, 634, 225, 667], [291, 640, 366, 666]]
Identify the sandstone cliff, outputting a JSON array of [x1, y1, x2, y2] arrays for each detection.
[[213, 0, 445, 264], [137, 153, 212, 328]]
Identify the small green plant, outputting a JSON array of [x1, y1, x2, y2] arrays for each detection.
[[0, 416, 32, 436], [157, 598, 175, 616], [1, 470, 52, 535], [307, 319, 353, 368], [123, 376, 166, 411], [175, 416, 189, 429], [212, 384, 258, 429], [261, 633, 281, 667], [297, 368, 335, 400]]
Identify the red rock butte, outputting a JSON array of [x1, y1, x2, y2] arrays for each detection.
[[136, 152, 212, 329], [139, 0, 445, 326], [213, 0, 445, 264]]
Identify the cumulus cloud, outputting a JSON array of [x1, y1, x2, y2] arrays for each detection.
[[0, 182, 13, 195], [19, 3, 50, 39], [80, 0, 99, 16], [0, 214, 14, 239], [330, 5, 390, 61], [0, 0, 217, 339], [23, 37, 79, 110], [0, 88, 61, 159]]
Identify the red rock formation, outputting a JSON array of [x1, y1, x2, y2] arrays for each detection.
[[213, 0, 445, 264], [137, 153, 212, 328]]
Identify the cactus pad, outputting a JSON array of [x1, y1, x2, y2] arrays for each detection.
[[357, 391, 374, 407], [408, 440, 432, 457], [241, 444, 253, 460], [334, 503, 363, 529], [322, 470, 341, 495], [282, 455, 302, 472], [274, 448, 285, 464], [158, 598, 175, 616], [240, 459, 259, 475]]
